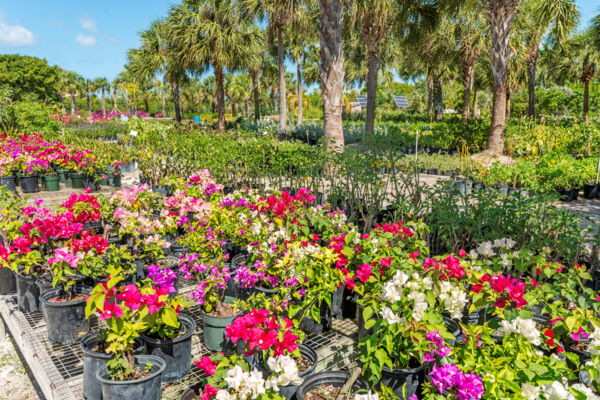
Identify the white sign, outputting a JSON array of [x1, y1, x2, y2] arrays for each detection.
[[129, 130, 138, 137]]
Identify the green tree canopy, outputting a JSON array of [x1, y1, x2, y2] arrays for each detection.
[[0, 54, 61, 102]]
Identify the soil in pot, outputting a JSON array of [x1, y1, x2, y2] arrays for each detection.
[[40, 285, 92, 344], [96, 354, 165, 400], [81, 333, 146, 400], [0, 267, 16, 295], [141, 314, 196, 382], [202, 296, 240, 351], [297, 371, 369, 400], [16, 273, 41, 312]]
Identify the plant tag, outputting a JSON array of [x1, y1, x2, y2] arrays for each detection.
[[129, 130, 138, 137]]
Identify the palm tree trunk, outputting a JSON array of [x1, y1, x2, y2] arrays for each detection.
[[101, 88, 106, 118], [527, 49, 538, 117], [433, 75, 443, 122], [215, 64, 226, 131], [485, 0, 518, 155], [461, 61, 475, 120], [296, 55, 303, 125], [488, 83, 507, 153], [59, 94, 66, 115], [277, 26, 287, 135], [472, 87, 479, 117], [245, 99, 250, 118], [427, 79, 433, 114], [365, 51, 379, 134], [161, 91, 166, 116], [251, 71, 260, 121], [69, 92, 76, 115], [318, 0, 345, 152], [86, 92, 91, 113], [143, 91, 149, 113], [583, 79, 590, 123], [170, 79, 181, 123], [505, 86, 511, 121]]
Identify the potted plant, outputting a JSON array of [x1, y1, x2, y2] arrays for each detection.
[[6, 244, 45, 312], [296, 370, 370, 400], [226, 308, 318, 400], [180, 259, 237, 351], [138, 277, 194, 383], [183, 352, 302, 400], [0, 157, 16, 193], [41, 245, 95, 344], [86, 275, 166, 400]]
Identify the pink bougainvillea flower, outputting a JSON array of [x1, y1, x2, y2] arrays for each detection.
[[100, 302, 123, 320], [202, 384, 219, 400], [356, 263, 372, 283], [194, 356, 217, 376], [116, 284, 143, 310]]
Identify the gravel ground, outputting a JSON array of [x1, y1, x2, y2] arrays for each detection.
[[0, 320, 43, 400]]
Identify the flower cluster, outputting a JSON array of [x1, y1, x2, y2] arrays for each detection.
[[429, 363, 484, 400]]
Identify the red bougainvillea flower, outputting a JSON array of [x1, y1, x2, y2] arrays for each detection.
[[356, 263, 372, 283], [458, 249, 467, 258], [116, 284, 143, 310], [202, 384, 219, 400], [194, 356, 217, 376], [100, 302, 123, 320]]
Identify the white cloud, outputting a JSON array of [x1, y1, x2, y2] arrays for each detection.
[[78, 15, 97, 33], [0, 11, 35, 47], [75, 33, 95, 47]]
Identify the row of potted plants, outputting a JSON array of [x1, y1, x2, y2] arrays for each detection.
[[2, 163, 600, 399]]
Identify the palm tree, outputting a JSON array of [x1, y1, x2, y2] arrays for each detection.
[[169, 0, 260, 130], [318, 0, 345, 151], [128, 20, 187, 122], [485, 0, 520, 155], [521, 0, 579, 117], [62, 71, 80, 115], [81, 78, 95, 113], [549, 29, 599, 122], [110, 78, 121, 113], [243, 0, 295, 135], [289, 2, 317, 125], [452, 2, 487, 120], [55, 70, 71, 115], [94, 77, 109, 118]]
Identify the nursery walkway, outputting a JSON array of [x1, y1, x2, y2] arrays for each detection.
[[0, 279, 360, 400]]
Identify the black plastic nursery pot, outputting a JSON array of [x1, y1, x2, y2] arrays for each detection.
[[0, 267, 16, 295], [296, 370, 370, 400], [584, 183, 599, 199], [16, 273, 41, 312], [141, 314, 196, 382], [83, 175, 100, 192], [20, 174, 39, 193], [81, 332, 146, 400], [559, 188, 579, 202], [109, 173, 122, 188], [0, 175, 16, 194], [40, 285, 92, 344], [378, 363, 428, 399], [96, 354, 165, 400], [35, 273, 54, 295], [563, 339, 591, 369], [180, 382, 203, 400], [278, 344, 319, 400], [443, 316, 462, 345]]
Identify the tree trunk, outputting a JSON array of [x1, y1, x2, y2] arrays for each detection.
[[365, 51, 379, 134], [161, 91, 166, 116], [505, 86, 511, 121], [296, 55, 303, 125], [101, 88, 106, 118], [143, 91, 149, 113], [318, 0, 345, 152], [488, 83, 507, 154], [472, 87, 479, 117], [59, 94, 66, 115], [461, 60, 475, 120], [245, 99, 250, 118], [433, 75, 443, 122], [112, 87, 118, 112], [277, 27, 287, 135], [251, 71, 260, 121], [180, 98, 184, 115], [86, 92, 91, 113], [215, 64, 226, 131], [485, 0, 518, 155], [583, 79, 590, 123], [69, 91, 76, 115], [527, 49, 538, 117], [427, 79, 433, 114], [170, 79, 181, 123]]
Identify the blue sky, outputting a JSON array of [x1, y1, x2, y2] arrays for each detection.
[[0, 0, 598, 81]]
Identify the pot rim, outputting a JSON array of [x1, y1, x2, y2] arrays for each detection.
[[297, 370, 369, 400], [96, 354, 166, 385], [382, 361, 428, 375], [141, 314, 196, 345], [40, 285, 92, 307], [80, 331, 145, 359]]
